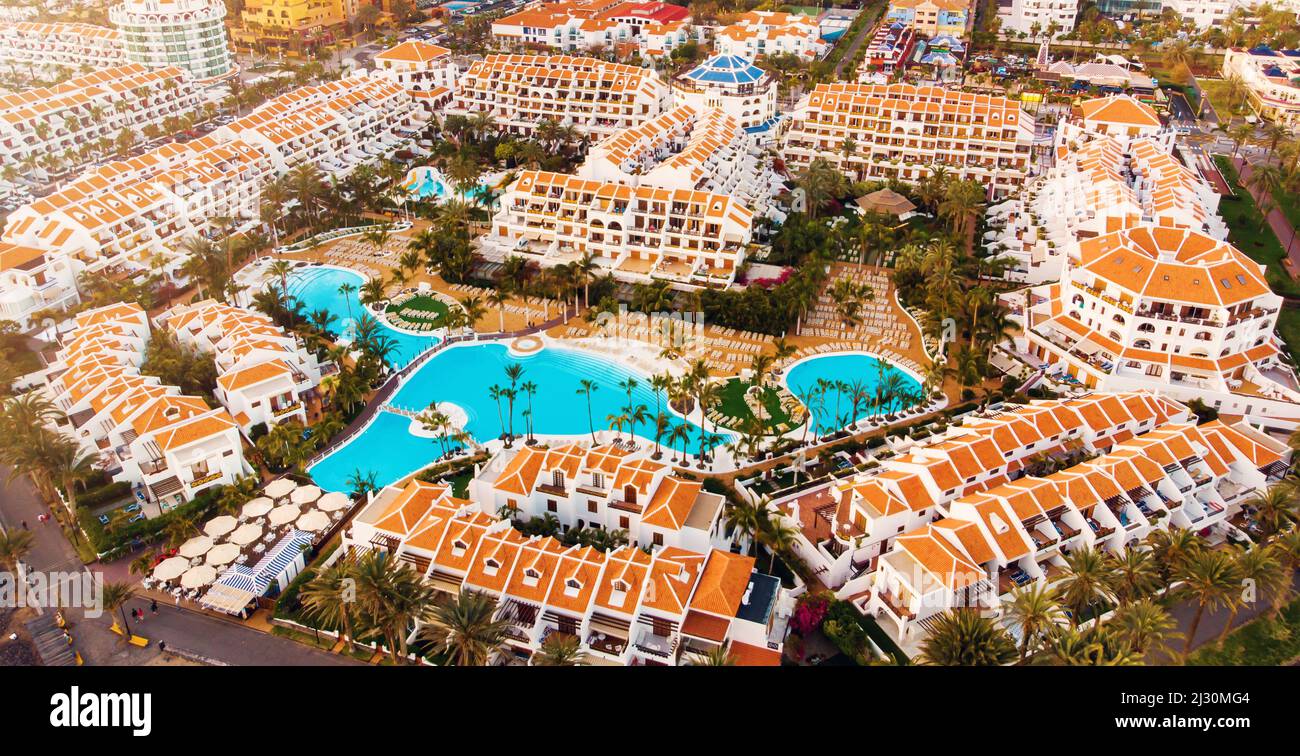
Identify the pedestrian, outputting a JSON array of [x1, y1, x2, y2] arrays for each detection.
[[158, 640, 167, 654], [132, 608, 140, 623], [20, 520, 27, 530], [150, 599, 158, 615]]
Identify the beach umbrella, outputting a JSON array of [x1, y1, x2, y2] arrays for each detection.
[[264, 478, 297, 499], [296, 510, 330, 532], [204, 515, 237, 538], [241, 497, 274, 518], [206, 543, 241, 566], [316, 492, 351, 512], [268, 504, 300, 527], [180, 565, 217, 589], [290, 485, 322, 505], [178, 535, 214, 559], [152, 556, 189, 582], [229, 522, 263, 546]]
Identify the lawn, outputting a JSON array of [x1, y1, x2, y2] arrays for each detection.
[[1187, 596, 1300, 666], [1198, 77, 1248, 121], [714, 378, 794, 432], [1213, 155, 1300, 299], [386, 294, 449, 328]]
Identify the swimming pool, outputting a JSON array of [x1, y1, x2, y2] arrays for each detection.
[[284, 266, 438, 368], [783, 353, 923, 435], [406, 167, 490, 203], [308, 342, 726, 492]]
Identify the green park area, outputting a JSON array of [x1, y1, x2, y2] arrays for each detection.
[[385, 293, 450, 330]]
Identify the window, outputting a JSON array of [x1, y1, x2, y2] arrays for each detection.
[[619, 516, 629, 529], [588, 500, 598, 513], [547, 500, 557, 512], [552, 470, 564, 488], [652, 532, 663, 546]]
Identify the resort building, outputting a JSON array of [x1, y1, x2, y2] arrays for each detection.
[[987, 121, 1227, 283], [445, 54, 670, 141], [490, 0, 690, 54], [1074, 93, 1163, 139], [672, 53, 779, 133], [637, 17, 696, 59], [1221, 46, 1300, 130], [230, 0, 348, 56], [373, 40, 459, 112], [0, 21, 127, 74], [996, 0, 1079, 39], [470, 442, 731, 553], [884, 0, 972, 38], [1162, 0, 1232, 30], [0, 73, 420, 327], [159, 299, 323, 433], [109, 0, 235, 81], [781, 82, 1035, 198], [849, 405, 1286, 645], [857, 21, 918, 81], [39, 302, 252, 510], [0, 63, 203, 180], [1018, 225, 1300, 419], [714, 11, 828, 62], [340, 477, 788, 665]]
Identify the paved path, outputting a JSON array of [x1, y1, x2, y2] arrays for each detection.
[[1152, 573, 1300, 663], [833, 5, 880, 79], [1232, 156, 1300, 279]]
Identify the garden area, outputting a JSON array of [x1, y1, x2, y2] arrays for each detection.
[[710, 378, 803, 434], [785, 592, 909, 666], [1213, 155, 1300, 298], [384, 292, 450, 331], [1188, 595, 1300, 666]]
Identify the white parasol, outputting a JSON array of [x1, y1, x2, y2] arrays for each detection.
[[152, 556, 190, 581], [229, 522, 263, 546], [316, 492, 351, 512], [264, 478, 297, 499], [295, 510, 330, 532], [290, 485, 322, 505], [178, 535, 214, 559], [203, 515, 237, 538], [180, 565, 217, 589], [241, 497, 274, 518], [268, 504, 300, 527], [206, 542, 241, 566]]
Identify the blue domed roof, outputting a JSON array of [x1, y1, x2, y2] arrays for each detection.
[[683, 54, 767, 85]]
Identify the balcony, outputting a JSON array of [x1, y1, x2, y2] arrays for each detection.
[[190, 471, 221, 489], [272, 402, 301, 418], [878, 590, 916, 620]]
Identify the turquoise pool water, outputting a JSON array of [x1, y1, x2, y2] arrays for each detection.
[[283, 265, 437, 368], [308, 342, 725, 492], [407, 169, 490, 203], [784, 353, 923, 435]]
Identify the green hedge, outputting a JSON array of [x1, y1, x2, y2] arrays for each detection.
[[78, 485, 225, 558], [1188, 597, 1300, 666], [78, 481, 133, 510]]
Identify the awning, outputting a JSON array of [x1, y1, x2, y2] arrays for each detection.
[[200, 583, 258, 616], [429, 570, 462, 594], [589, 613, 631, 640]]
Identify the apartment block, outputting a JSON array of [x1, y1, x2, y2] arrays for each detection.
[[996, 0, 1079, 38], [885, 0, 972, 38], [491, 0, 690, 54], [40, 302, 252, 510], [1221, 46, 1300, 130], [110, 0, 234, 81], [772, 392, 1191, 588], [0, 63, 203, 178], [341, 478, 787, 665], [781, 82, 1035, 198], [445, 54, 670, 141], [0, 21, 127, 74], [159, 299, 323, 432], [0, 73, 420, 327], [854, 409, 1284, 644], [231, 0, 348, 55], [857, 21, 918, 81], [714, 11, 828, 61], [373, 40, 459, 113]]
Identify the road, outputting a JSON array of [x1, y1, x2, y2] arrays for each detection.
[[0, 467, 359, 666], [1154, 574, 1300, 663], [833, 6, 880, 79]]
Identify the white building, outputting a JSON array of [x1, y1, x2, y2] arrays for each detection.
[[1162, 0, 1232, 29], [782, 82, 1036, 198], [40, 302, 252, 509], [490, 0, 691, 54], [445, 54, 670, 141], [0, 21, 127, 74], [1221, 45, 1300, 131], [160, 299, 323, 433], [340, 477, 788, 665], [673, 54, 779, 132], [372, 40, 459, 114], [714, 11, 828, 62], [996, 0, 1079, 38], [109, 0, 234, 81], [0, 73, 420, 327], [0, 63, 202, 180]]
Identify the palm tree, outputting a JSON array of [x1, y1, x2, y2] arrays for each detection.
[[577, 379, 599, 443], [419, 589, 511, 666], [1106, 548, 1161, 606], [1110, 598, 1179, 658], [1241, 484, 1296, 544], [487, 287, 510, 333], [46, 438, 99, 540], [520, 380, 538, 444], [352, 550, 436, 665], [301, 561, 362, 654], [1176, 548, 1241, 658], [533, 632, 586, 666], [1003, 583, 1065, 662], [668, 424, 691, 463], [690, 646, 737, 666], [458, 295, 486, 332], [101, 580, 136, 642], [757, 516, 798, 574], [1146, 528, 1202, 588], [1057, 547, 1114, 625], [917, 610, 1017, 666], [1225, 544, 1288, 640], [1045, 624, 1142, 666], [0, 529, 34, 579]]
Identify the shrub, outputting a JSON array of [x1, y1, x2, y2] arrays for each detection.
[[78, 481, 133, 510], [78, 485, 225, 558]]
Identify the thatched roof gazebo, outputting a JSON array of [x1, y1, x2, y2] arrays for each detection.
[[854, 188, 917, 217]]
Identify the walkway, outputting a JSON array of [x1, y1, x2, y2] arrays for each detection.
[[1232, 157, 1300, 279], [833, 4, 881, 79]]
